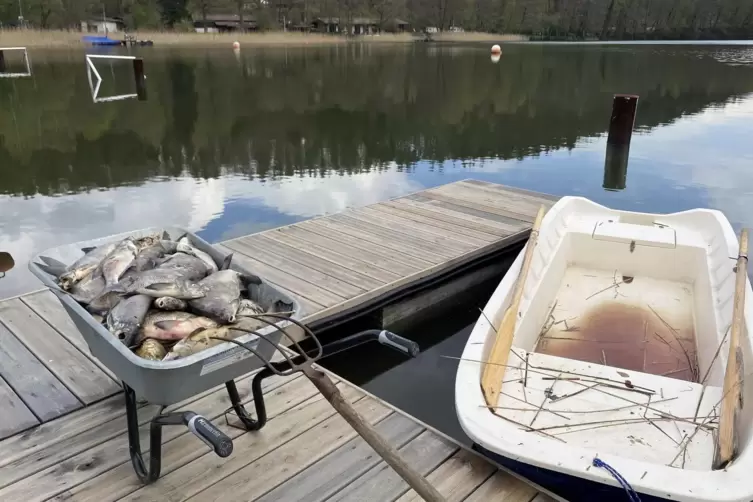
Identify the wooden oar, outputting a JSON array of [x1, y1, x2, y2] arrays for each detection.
[[481, 206, 546, 409], [714, 228, 749, 469]]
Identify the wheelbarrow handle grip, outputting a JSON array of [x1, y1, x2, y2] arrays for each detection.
[[184, 413, 234, 458], [378, 330, 420, 358]]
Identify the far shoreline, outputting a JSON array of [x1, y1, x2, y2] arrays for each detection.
[[0, 29, 527, 49]]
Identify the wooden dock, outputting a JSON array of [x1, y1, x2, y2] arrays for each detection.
[[0, 180, 558, 502]]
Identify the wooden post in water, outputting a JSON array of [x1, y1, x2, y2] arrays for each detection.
[[132, 58, 147, 101], [607, 94, 639, 146], [603, 144, 629, 191], [603, 94, 638, 191], [0, 50, 6, 73]]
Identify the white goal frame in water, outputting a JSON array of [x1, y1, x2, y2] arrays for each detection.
[[0, 47, 32, 78], [85, 54, 147, 103]]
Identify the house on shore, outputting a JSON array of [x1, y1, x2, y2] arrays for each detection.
[[193, 13, 258, 33], [310, 17, 410, 34], [80, 17, 125, 33]]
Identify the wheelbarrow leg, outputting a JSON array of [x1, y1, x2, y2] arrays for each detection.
[[124, 383, 162, 484], [224, 369, 270, 431]]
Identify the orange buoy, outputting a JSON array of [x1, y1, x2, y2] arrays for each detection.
[[491, 44, 501, 55]]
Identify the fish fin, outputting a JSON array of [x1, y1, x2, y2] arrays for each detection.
[[39, 255, 68, 269], [81, 246, 97, 254], [153, 320, 184, 330], [270, 300, 295, 315], [176, 233, 190, 244], [102, 283, 127, 294], [220, 254, 233, 271], [143, 282, 173, 292], [240, 273, 263, 287], [36, 261, 67, 277], [161, 230, 170, 240], [189, 327, 209, 337]]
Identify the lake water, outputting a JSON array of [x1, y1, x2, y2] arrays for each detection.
[[2, 42, 753, 299]]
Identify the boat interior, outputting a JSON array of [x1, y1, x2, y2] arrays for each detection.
[[481, 198, 753, 470]]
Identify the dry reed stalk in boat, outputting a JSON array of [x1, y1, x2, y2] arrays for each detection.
[[714, 228, 748, 469], [481, 206, 546, 408]]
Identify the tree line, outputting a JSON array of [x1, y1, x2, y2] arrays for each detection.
[[1, 0, 753, 38]]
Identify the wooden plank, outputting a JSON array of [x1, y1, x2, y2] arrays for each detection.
[[395, 450, 496, 502], [362, 205, 497, 245], [328, 430, 458, 502], [462, 179, 559, 202], [0, 376, 38, 440], [0, 374, 299, 501], [215, 243, 332, 313], [439, 182, 548, 214], [21, 290, 117, 380], [344, 209, 477, 253], [412, 192, 534, 227], [303, 219, 438, 269], [254, 413, 424, 502], [288, 223, 426, 276], [0, 321, 80, 422], [53, 375, 327, 502], [0, 369, 252, 477], [0, 298, 120, 404], [264, 227, 403, 283], [464, 469, 539, 502], [404, 195, 529, 232], [0, 394, 129, 475], [431, 184, 543, 221], [248, 233, 385, 291], [327, 214, 455, 262], [228, 238, 364, 299], [385, 199, 513, 237], [181, 399, 392, 502]]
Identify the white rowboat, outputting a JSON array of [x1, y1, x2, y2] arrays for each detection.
[[455, 196, 752, 502]]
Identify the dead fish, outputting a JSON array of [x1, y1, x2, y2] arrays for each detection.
[[86, 290, 124, 315], [237, 298, 265, 317], [139, 311, 217, 342], [131, 244, 168, 272], [137, 279, 206, 300], [188, 270, 248, 324], [154, 296, 188, 311], [107, 294, 153, 346], [114, 268, 206, 298], [69, 272, 106, 304], [157, 252, 210, 278], [59, 243, 116, 290], [163, 326, 241, 361], [135, 339, 167, 361], [99, 239, 138, 286], [177, 236, 218, 274]]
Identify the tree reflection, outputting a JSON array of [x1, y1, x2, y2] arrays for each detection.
[[0, 45, 752, 196]]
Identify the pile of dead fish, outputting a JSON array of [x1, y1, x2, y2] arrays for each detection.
[[38, 232, 293, 361]]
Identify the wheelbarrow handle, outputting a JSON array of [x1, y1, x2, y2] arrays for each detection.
[[183, 412, 234, 458], [378, 330, 419, 357]]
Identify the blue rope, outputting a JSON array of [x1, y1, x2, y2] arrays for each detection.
[[592, 457, 641, 502]]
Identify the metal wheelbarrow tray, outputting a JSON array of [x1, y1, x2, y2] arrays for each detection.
[[28, 226, 303, 406]]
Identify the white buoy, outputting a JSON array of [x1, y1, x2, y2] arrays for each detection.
[[491, 44, 501, 55], [491, 54, 501, 63], [233, 41, 240, 49]]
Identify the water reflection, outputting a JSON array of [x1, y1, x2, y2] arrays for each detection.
[[1, 43, 753, 297]]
